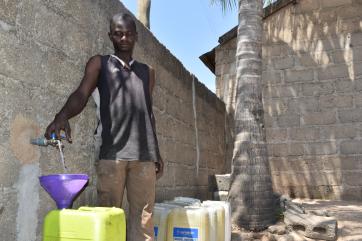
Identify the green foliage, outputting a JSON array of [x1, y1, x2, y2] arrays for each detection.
[[210, 0, 237, 12], [211, 0, 276, 12]]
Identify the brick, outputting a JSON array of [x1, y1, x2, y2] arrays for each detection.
[[284, 210, 338, 241], [264, 99, 289, 116], [319, 95, 353, 108], [335, 79, 354, 93], [263, 85, 300, 98], [324, 156, 362, 171], [338, 109, 362, 123], [0, 0, 18, 24], [331, 49, 353, 64], [340, 140, 362, 154], [321, 0, 352, 8], [288, 97, 320, 113], [304, 142, 337, 155], [175, 166, 194, 186], [343, 172, 362, 186], [288, 143, 304, 156], [320, 125, 358, 139], [277, 114, 300, 127], [297, 52, 331, 67], [302, 111, 336, 125], [341, 187, 362, 201], [317, 65, 349, 80], [262, 70, 282, 84], [351, 32, 362, 47], [273, 56, 295, 70], [295, 0, 320, 12], [354, 94, 362, 107], [263, 45, 282, 57], [302, 82, 334, 96], [288, 127, 320, 141], [338, 4, 362, 19], [208, 174, 230, 191], [268, 144, 288, 157], [356, 62, 362, 77], [285, 69, 314, 82], [266, 128, 288, 142]]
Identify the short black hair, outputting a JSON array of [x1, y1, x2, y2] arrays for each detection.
[[109, 13, 137, 32]]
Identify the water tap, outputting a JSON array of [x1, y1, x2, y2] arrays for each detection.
[[30, 133, 65, 147]]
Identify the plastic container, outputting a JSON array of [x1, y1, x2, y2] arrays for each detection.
[[164, 197, 201, 207], [43, 207, 126, 241], [167, 206, 209, 241], [173, 197, 201, 205], [202, 201, 231, 241], [153, 203, 180, 241]]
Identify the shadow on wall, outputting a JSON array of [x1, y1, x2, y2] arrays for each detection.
[[262, 1, 362, 201]]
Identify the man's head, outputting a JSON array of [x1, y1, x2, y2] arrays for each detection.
[[108, 13, 137, 53]]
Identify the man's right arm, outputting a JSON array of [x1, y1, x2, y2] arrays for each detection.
[[45, 55, 102, 141]]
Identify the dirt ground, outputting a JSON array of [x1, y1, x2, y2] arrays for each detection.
[[231, 199, 362, 241]]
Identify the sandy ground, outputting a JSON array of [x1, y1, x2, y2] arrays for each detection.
[[231, 199, 362, 241]]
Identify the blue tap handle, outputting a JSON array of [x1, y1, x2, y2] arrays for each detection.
[[50, 133, 66, 140]]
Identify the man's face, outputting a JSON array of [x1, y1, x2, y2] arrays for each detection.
[[109, 20, 137, 52]]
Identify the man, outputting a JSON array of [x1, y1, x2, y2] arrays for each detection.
[[45, 13, 163, 241]]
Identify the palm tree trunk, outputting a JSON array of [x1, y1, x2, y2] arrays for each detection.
[[137, 0, 151, 29], [228, 0, 276, 231]]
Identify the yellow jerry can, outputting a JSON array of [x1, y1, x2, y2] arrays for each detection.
[[43, 207, 126, 241]]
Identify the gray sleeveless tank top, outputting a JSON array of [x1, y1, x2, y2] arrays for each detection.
[[97, 55, 160, 162]]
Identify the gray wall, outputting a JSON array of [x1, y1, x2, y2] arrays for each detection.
[[0, 1, 226, 240], [215, 0, 362, 200]]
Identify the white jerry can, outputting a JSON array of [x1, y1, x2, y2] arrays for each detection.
[[202, 203, 225, 241], [167, 206, 209, 241], [173, 197, 201, 205], [164, 197, 201, 207], [153, 203, 180, 241], [202, 201, 231, 241], [164, 200, 201, 208]]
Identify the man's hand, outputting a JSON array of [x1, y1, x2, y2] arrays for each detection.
[[155, 158, 164, 180], [45, 113, 72, 143]]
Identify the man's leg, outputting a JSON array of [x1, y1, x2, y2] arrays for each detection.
[[96, 159, 127, 207], [126, 161, 156, 241]]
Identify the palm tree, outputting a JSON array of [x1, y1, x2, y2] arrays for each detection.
[[212, 0, 276, 231], [137, 0, 151, 29]]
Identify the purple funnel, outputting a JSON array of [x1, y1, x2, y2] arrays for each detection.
[[39, 174, 89, 209]]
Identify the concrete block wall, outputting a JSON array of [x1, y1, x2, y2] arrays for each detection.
[[0, 1, 226, 240], [215, 0, 362, 200]]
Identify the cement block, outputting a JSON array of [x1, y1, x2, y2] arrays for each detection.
[[285, 69, 314, 83], [318, 65, 350, 80], [288, 127, 320, 141], [277, 114, 300, 127], [321, 0, 352, 8], [319, 95, 353, 109], [302, 82, 334, 96], [304, 142, 337, 155], [208, 173, 231, 191], [338, 109, 362, 123], [302, 111, 336, 125], [284, 210, 337, 241], [0, 0, 18, 24], [213, 191, 228, 201]]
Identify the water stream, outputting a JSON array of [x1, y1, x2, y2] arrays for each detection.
[[57, 140, 68, 172]]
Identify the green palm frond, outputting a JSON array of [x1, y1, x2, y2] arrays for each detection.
[[211, 0, 276, 12], [210, 0, 237, 12]]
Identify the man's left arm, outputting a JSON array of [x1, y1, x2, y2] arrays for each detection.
[[149, 66, 164, 180]]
